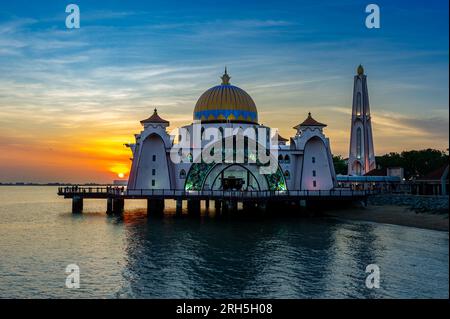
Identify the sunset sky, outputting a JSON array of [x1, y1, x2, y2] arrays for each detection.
[[0, 0, 448, 183]]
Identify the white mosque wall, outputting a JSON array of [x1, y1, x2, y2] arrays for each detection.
[[127, 118, 337, 191], [301, 137, 334, 190], [134, 134, 171, 189]]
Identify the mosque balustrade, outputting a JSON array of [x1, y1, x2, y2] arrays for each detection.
[[58, 186, 375, 198]]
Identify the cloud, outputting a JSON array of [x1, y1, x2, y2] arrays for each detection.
[[0, 6, 448, 181]]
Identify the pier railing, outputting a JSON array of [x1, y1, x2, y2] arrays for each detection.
[[58, 186, 377, 199]]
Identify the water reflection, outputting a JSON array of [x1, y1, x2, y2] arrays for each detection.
[[1, 187, 447, 298], [117, 212, 387, 298]]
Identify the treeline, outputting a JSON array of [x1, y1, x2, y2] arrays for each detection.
[[333, 149, 449, 178], [376, 149, 448, 179]]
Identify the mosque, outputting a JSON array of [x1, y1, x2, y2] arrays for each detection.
[[59, 66, 380, 215], [126, 68, 338, 192]]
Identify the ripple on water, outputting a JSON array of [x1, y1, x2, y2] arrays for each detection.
[[0, 187, 448, 298]]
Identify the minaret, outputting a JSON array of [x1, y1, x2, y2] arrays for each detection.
[[348, 65, 376, 175]]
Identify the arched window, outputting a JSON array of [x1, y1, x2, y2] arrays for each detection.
[[284, 155, 290, 164], [284, 170, 290, 180], [356, 127, 362, 159], [356, 92, 362, 116], [201, 127, 205, 139], [180, 169, 186, 179], [278, 154, 284, 163]]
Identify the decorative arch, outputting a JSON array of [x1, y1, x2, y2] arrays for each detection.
[[352, 160, 363, 175], [183, 135, 287, 191], [209, 163, 263, 191], [184, 162, 286, 191]]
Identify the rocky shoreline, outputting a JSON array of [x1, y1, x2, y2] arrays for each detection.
[[327, 194, 449, 231], [368, 194, 449, 214]]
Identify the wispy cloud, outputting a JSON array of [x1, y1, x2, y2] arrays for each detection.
[[0, 1, 447, 182]]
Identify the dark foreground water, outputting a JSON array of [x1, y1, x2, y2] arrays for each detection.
[[0, 186, 448, 298]]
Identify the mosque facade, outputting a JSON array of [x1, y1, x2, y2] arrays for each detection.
[[126, 69, 337, 192]]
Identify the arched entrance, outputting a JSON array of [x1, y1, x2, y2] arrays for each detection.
[[207, 164, 263, 191], [352, 160, 363, 175], [184, 162, 287, 191]]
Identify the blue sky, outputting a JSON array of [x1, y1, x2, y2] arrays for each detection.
[[0, 0, 448, 182]]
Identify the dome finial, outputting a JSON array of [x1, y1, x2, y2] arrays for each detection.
[[357, 64, 364, 75], [221, 67, 231, 85], [154, 108, 158, 114]]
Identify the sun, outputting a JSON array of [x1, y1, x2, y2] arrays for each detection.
[[117, 173, 125, 178]]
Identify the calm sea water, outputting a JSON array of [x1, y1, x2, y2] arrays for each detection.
[[0, 186, 448, 299]]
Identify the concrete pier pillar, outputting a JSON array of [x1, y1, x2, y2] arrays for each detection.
[[176, 199, 183, 215], [257, 201, 267, 214], [231, 200, 238, 212], [106, 198, 113, 215], [223, 200, 237, 213], [112, 198, 124, 215], [214, 200, 221, 214], [243, 201, 256, 212], [187, 199, 201, 216], [72, 196, 83, 214], [147, 199, 165, 216]]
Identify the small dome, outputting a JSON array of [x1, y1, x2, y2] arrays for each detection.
[[193, 68, 258, 124]]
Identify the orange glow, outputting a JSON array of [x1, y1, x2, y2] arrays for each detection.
[[0, 106, 447, 183], [110, 163, 130, 176]]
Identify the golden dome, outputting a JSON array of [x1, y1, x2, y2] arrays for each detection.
[[193, 68, 258, 124]]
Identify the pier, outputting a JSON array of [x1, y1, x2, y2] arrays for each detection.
[[58, 186, 375, 215]]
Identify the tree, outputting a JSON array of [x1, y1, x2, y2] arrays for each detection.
[[333, 155, 347, 175], [375, 149, 449, 179]]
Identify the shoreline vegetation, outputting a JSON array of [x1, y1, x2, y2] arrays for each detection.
[[326, 204, 449, 232]]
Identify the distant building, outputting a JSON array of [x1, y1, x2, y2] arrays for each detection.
[[411, 164, 449, 195], [348, 65, 376, 175], [365, 167, 404, 180]]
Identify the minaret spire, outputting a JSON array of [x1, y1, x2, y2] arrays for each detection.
[[221, 67, 231, 85], [348, 65, 376, 175]]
